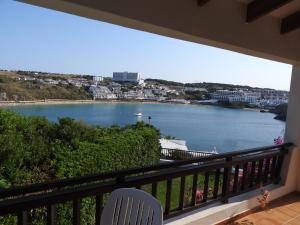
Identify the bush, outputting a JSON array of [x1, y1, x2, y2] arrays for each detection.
[[0, 110, 160, 225]]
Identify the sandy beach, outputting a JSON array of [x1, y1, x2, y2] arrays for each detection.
[[0, 99, 164, 107]]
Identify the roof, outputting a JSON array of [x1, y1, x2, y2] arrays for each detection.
[[160, 139, 188, 151]]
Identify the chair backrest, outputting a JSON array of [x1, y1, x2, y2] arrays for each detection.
[[100, 188, 163, 225]]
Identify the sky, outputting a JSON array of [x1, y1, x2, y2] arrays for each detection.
[[0, 1, 292, 90]]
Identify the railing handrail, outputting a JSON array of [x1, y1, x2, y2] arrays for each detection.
[[0, 143, 293, 199], [0, 147, 286, 216]]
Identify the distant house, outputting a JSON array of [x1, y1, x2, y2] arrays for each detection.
[[160, 138, 188, 151], [93, 76, 103, 82], [108, 82, 122, 93], [123, 90, 144, 99], [44, 79, 59, 85]]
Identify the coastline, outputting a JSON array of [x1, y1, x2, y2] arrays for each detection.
[[0, 99, 168, 107], [0, 99, 261, 112], [0, 99, 267, 115]]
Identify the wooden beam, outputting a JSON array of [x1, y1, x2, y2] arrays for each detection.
[[197, 0, 210, 7], [246, 0, 292, 22], [281, 10, 300, 34]]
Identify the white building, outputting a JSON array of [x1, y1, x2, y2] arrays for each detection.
[[89, 86, 116, 100], [143, 89, 156, 99], [108, 82, 122, 93], [93, 76, 103, 82], [44, 78, 59, 85], [212, 90, 260, 104], [160, 139, 188, 151], [123, 90, 144, 99], [113, 72, 140, 83]]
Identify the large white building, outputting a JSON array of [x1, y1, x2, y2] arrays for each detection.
[[212, 90, 260, 104], [113, 72, 140, 83]]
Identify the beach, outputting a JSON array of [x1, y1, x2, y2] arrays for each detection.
[[0, 99, 163, 107]]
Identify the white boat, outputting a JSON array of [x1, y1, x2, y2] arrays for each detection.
[[135, 113, 142, 116]]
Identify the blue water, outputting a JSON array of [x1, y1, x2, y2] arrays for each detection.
[[4, 103, 285, 153]]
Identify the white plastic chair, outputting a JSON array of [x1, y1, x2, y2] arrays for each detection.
[[100, 188, 163, 225]]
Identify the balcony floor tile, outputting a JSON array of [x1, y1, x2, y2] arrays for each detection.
[[228, 192, 300, 225]]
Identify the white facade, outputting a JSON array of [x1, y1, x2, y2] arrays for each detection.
[[160, 139, 188, 151], [93, 76, 103, 82], [123, 90, 143, 99], [113, 72, 140, 83], [212, 90, 259, 104], [89, 86, 116, 100]]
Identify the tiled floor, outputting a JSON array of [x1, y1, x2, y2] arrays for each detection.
[[230, 192, 300, 225]]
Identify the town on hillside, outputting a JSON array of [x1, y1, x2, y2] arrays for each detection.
[[0, 69, 289, 110]]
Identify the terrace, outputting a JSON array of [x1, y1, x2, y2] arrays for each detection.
[[2, 0, 300, 224]]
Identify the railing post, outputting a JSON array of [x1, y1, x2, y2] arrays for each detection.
[[241, 162, 248, 191], [18, 211, 28, 225], [152, 182, 158, 198], [202, 172, 210, 202], [256, 159, 264, 186], [73, 199, 81, 225], [213, 169, 221, 199], [191, 173, 199, 206], [179, 176, 186, 209], [232, 164, 240, 193], [164, 178, 172, 216], [47, 205, 56, 225], [221, 157, 232, 203], [274, 146, 288, 184], [95, 194, 103, 225]]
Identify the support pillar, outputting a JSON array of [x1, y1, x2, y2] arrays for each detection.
[[281, 65, 300, 191]]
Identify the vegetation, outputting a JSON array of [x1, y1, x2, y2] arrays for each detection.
[[183, 91, 206, 100], [0, 71, 91, 101], [145, 78, 255, 93], [0, 110, 160, 225], [145, 78, 184, 87], [185, 82, 253, 93]]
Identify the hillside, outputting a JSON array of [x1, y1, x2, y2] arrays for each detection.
[[145, 78, 258, 92], [0, 71, 91, 101]]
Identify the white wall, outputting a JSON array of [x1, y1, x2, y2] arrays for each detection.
[[284, 66, 300, 191]]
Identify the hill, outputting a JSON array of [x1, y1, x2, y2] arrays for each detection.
[[145, 78, 261, 92], [0, 71, 91, 101]]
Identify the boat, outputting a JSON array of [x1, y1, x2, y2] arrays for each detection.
[[135, 113, 142, 116]]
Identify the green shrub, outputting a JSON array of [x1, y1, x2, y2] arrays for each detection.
[[0, 110, 160, 225]]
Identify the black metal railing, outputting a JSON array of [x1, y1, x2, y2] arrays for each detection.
[[161, 148, 217, 160], [0, 143, 293, 225]]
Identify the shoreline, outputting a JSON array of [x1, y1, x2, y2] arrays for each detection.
[[0, 99, 284, 122], [0, 99, 173, 107], [0, 99, 263, 112]]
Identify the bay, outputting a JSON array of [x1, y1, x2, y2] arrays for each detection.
[[5, 103, 285, 153]]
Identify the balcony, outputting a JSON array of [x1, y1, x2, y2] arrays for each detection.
[[5, 0, 300, 224], [229, 192, 300, 225], [0, 143, 292, 224]]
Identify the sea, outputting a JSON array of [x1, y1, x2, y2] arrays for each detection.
[[4, 103, 285, 153]]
